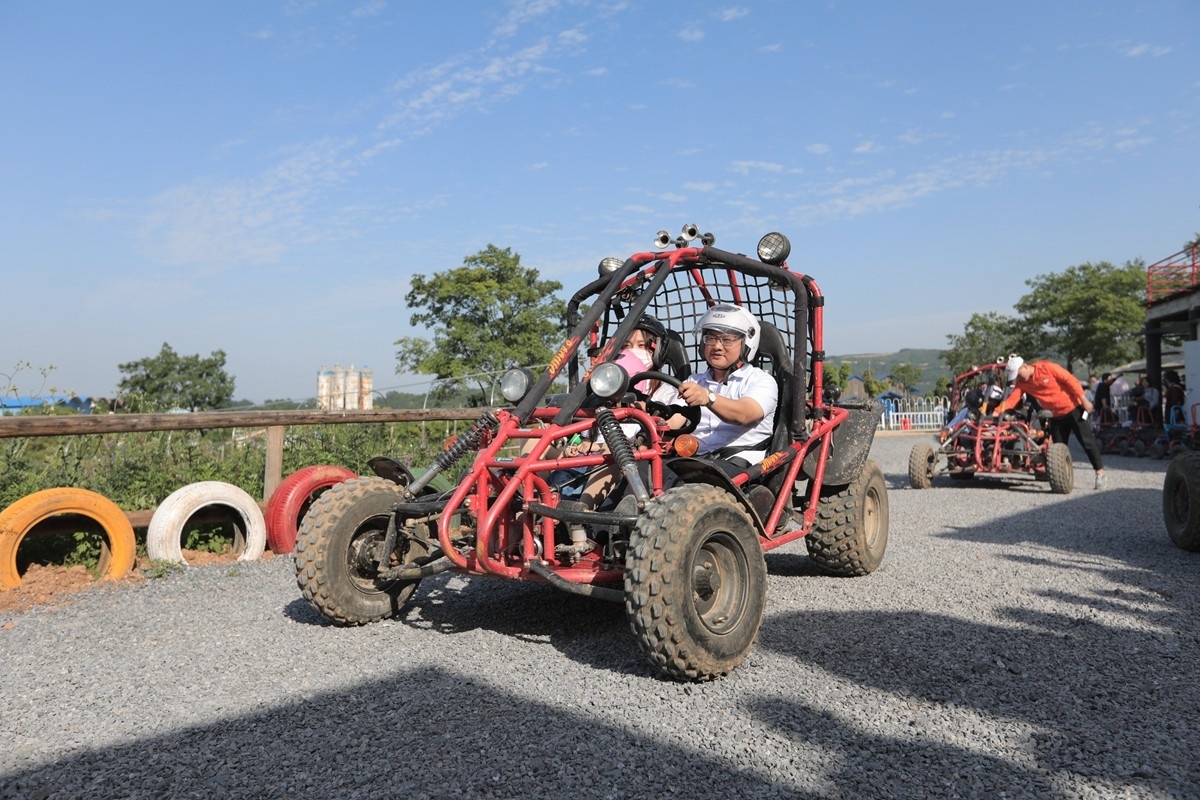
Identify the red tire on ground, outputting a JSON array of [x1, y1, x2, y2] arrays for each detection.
[[266, 466, 357, 553], [0, 488, 136, 589]]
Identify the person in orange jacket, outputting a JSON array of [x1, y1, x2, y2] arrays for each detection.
[[994, 356, 1106, 489]]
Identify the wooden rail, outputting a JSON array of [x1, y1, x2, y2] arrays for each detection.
[[0, 407, 495, 514]]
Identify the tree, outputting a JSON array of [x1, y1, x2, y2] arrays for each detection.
[[1015, 260, 1145, 374], [860, 368, 885, 397], [943, 312, 1041, 376], [822, 362, 844, 393], [889, 363, 923, 395], [394, 245, 567, 406], [117, 343, 235, 411], [932, 374, 952, 397]]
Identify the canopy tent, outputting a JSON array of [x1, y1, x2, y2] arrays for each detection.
[[1108, 350, 1184, 376]]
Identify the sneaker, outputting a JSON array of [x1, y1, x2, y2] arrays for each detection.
[[1094, 473, 1107, 490]]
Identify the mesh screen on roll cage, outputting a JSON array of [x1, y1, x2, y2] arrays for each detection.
[[598, 262, 804, 380]]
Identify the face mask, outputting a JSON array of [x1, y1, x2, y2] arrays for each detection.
[[625, 346, 654, 370]]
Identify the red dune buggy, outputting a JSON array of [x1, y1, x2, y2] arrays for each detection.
[[908, 363, 1074, 493], [294, 226, 889, 682]]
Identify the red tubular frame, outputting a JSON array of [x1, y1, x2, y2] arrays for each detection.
[[432, 248, 853, 586]]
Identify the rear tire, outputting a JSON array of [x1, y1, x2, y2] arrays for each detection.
[[293, 477, 429, 625], [907, 443, 936, 489], [1046, 443, 1074, 494], [625, 484, 766, 682], [807, 459, 888, 576], [1163, 452, 1200, 552]]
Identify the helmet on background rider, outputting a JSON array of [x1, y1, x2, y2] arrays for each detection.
[[692, 304, 760, 363]]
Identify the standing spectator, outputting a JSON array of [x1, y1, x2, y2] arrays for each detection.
[[995, 356, 1106, 490], [1093, 373, 1116, 425], [1144, 378, 1162, 427], [1165, 370, 1186, 426], [1110, 374, 1130, 419]]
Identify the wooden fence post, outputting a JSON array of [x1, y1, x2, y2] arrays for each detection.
[[264, 425, 284, 501]]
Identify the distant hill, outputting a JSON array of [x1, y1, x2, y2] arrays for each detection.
[[828, 348, 950, 394]]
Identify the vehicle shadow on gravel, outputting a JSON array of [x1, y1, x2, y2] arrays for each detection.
[[284, 573, 646, 678], [755, 487, 1200, 797], [0, 664, 803, 800]]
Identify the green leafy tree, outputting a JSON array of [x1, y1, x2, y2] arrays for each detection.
[[822, 362, 844, 392], [889, 363, 923, 395], [1015, 260, 1145, 373], [860, 368, 885, 397], [943, 312, 1040, 376], [117, 344, 235, 412], [394, 245, 567, 406], [932, 374, 952, 397]]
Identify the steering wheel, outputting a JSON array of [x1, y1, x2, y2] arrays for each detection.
[[628, 370, 700, 435]]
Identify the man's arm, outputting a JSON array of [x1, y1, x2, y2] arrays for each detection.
[[678, 381, 765, 426]]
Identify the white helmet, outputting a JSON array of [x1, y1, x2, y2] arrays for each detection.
[[693, 303, 760, 362]]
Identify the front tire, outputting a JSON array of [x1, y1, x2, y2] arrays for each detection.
[[1163, 452, 1200, 552], [293, 477, 429, 625], [1046, 442, 1074, 494], [808, 459, 888, 576], [908, 443, 936, 489], [625, 484, 766, 682]]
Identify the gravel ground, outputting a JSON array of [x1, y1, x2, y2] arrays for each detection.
[[2, 434, 1197, 800]]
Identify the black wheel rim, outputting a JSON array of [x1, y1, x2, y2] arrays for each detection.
[[345, 515, 394, 593], [690, 531, 749, 635]]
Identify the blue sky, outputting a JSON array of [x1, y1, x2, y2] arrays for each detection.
[[2, 1, 1197, 402]]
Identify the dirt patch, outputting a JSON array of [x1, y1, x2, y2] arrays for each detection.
[[0, 550, 278, 616]]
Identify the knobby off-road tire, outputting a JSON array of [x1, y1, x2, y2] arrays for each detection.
[[294, 477, 429, 625], [146, 481, 267, 564], [624, 484, 766, 682], [807, 459, 888, 576], [265, 465, 357, 554], [1163, 452, 1200, 552], [0, 488, 136, 589], [1046, 442, 1074, 494], [908, 443, 936, 490]]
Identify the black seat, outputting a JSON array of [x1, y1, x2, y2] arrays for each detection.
[[754, 321, 795, 452], [657, 329, 691, 380]]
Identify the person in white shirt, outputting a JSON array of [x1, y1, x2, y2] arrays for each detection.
[[673, 304, 778, 467]]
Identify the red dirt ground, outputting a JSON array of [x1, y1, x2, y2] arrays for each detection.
[[0, 550, 279, 616]]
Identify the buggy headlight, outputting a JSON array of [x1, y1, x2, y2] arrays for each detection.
[[757, 232, 791, 265], [598, 257, 623, 276], [588, 362, 629, 401], [500, 368, 535, 403]]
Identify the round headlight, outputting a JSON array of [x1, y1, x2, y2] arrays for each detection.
[[588, 361, 629, 401], [757, 232, 791, 265], [598, 257, 624, 276], [500, 368, 534, 403]]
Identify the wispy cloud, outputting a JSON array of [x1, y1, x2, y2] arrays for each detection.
[[729, 160, 784, 175], [717, 7, 749, 22], [1121, 42, 1172, 58], [853, 140, 884, 154], [139, 140, 354, 269], [806, 143, 831, 155], [678, 26, 704, 42], [139, 3, 622, 270], [788, 122, 1150, 226]]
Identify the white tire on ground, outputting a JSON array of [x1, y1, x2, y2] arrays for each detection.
[[146, 481, 267, 564]]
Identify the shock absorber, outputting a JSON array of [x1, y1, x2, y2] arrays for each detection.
[[405, 412, 499, 496], [594, 407, 650, 508]]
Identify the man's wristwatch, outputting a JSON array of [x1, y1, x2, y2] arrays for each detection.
[[705, 390, 718, 408]]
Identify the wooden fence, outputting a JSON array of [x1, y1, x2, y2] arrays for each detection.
[[0, 408, 491, 524]]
